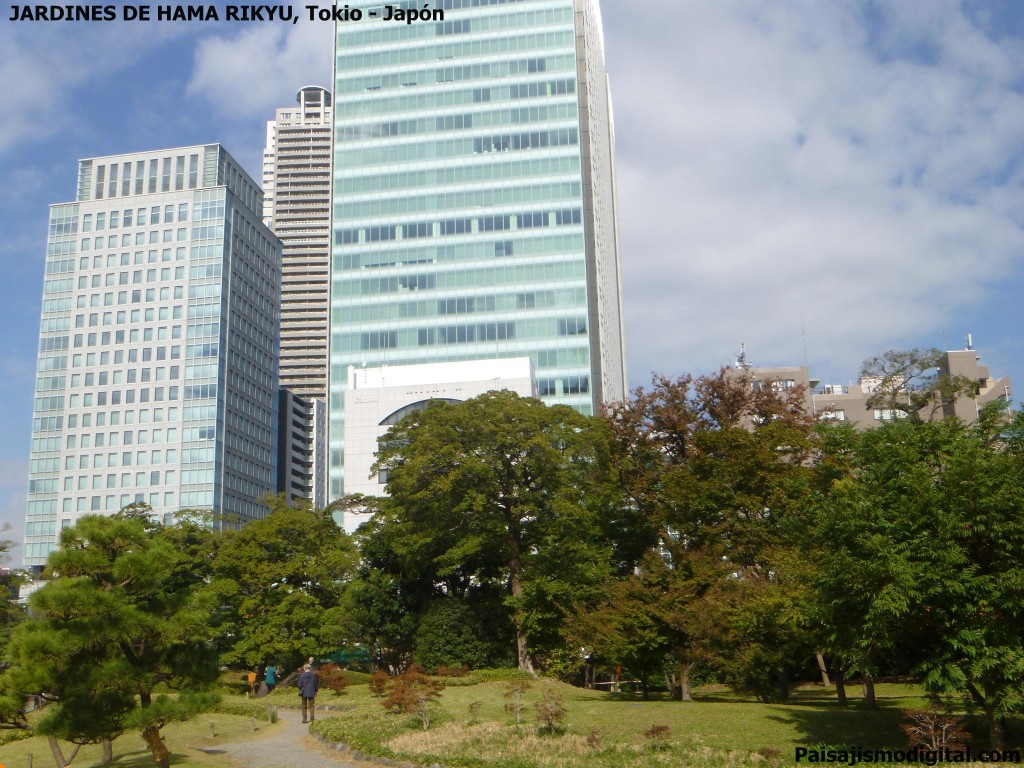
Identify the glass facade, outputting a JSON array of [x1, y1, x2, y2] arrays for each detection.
[[329, 0, 626, 498], [23, 145, 280, 566]]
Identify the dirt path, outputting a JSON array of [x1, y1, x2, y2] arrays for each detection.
[[202, 708, 364, 768]]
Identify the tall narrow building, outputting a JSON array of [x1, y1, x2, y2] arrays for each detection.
[[263, 86, 333, 508], [23, 145, 280, 568], [328, 0, 627, 500]]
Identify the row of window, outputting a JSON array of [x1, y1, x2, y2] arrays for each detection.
[[337, 32, 573, 74], [347, 315, 586, 351], [338, 258, 586, 296], [76, 307, 183, 330], [63, 423, 180, 448], [90, 153, 200, 200], [74, 331, 182, 352], [337, 54, 575, 95], [336, 206, 581, 247], [336, 102, 575, 143], [538, 376, 589, 396], [335, 179, 581, 221], [337, 2, 563, 50], [82, 203, 189, 232], [337, 232, 583, 270], [335, 153, 579, 196], [338, 287, 585, 324], [82, 228, 187, 250], [59, 493, 178, 515], [333, 78, 576, 124], [76, 266, 186, 290]]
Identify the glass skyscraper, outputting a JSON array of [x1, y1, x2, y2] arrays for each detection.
[[23, 145, 280, 567], [329, 0, 626, 498]]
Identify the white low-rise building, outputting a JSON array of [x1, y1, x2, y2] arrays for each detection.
[[340, 357, 536, 533]]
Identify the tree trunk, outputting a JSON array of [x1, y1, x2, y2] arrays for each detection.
[[834, 668, 848, 707], [987, 708, 1006, 752], [680, 663, 694, 702], [141, 725, 171, 768], [862, 673, 876, 708], [47, 735, 69, 768], [776, 667, 790, 701], [101, 739, 113, 764], [505, 512, 535, 675], [664, 670, 679, 700], [815, 652, 831, 686]]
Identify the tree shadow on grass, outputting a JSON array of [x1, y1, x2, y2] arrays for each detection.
[[764, 704, 907, 750], [766, 705, 1024, 753]]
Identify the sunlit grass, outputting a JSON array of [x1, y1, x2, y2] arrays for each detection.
[[0, 712, 281, 768], [310, 678, 1018, 767]]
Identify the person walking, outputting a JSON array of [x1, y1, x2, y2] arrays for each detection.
[[247, 668, 257, 696], [298, 663, 319, 723], [264, 663, 277, 694]]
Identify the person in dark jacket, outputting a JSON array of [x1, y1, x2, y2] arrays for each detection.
[[298, 663, 319, 723]]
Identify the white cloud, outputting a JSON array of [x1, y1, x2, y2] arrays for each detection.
[[0, 22, 189, 156], [604, 1, 1024, 382], [187, 6, 334, 120]]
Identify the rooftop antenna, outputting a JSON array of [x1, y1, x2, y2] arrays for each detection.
[[965, 332, 973, 351], [736, 343, 751, 370]]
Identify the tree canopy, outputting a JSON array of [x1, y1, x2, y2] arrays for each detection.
[[372, 390, 620, 673], [1, 514, 219, 768], [209, 496, 358, 670]]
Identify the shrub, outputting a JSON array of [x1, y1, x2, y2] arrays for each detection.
[[210, 699, 271, 718], [436, 663, 469, 677], [318, 663, 349, 695], [503, 679, 532, 724], [381, 663, 445, 730], [644, 724, 671, 751], [469, 668, 534, 684], [369, 670, 389, 698], [901, 710, 969, 751], [534, 689, 566, 735], [413, 599, 499, 671], [467, 699, 483, 724]]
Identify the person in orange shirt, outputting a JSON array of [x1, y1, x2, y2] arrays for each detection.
[[247, 669, 257, 696]]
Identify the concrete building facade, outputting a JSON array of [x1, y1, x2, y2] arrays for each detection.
[[746, 345, 1012, 429], [263, 86, 333, 506], [23, 145, 280, 567], [328, 0, 627, 500]]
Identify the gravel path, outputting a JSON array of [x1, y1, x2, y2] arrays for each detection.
[[204, 708, 364, 768]]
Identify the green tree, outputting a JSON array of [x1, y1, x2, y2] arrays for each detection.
[[413, 596, 512, 671], [565, 551, 680, 699], [373, 391, 618, 673], [814, 410, 1024, 748], [0, 532, 29, 734], [210, 497, 358, 670], [1, 514, 218, 768]]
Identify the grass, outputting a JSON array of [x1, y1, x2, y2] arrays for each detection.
[[0, 710, 281, 768], [309, 678, 1021, 767]]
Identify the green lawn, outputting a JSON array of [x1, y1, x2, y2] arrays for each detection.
[[309, 678, 1019, 767]]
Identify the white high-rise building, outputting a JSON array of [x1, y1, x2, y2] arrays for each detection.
[[263, 86, 333, 508], [23, 145, 281, 567], [328, 0, 627, 501]]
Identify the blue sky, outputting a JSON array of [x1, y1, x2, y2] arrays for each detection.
[[1, 0, 1023, 563]]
